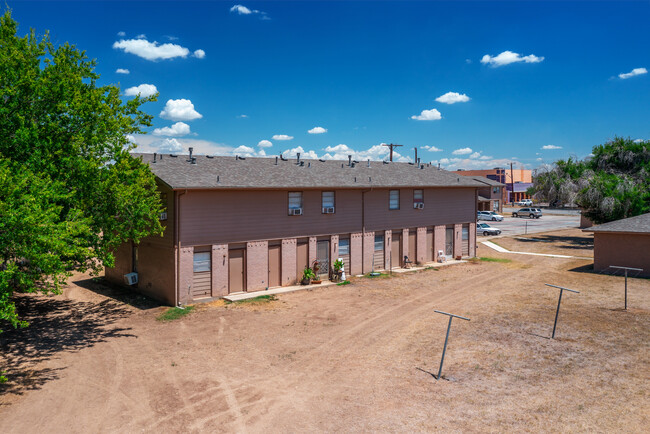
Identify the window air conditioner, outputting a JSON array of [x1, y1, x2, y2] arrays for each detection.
[[124, 272, 138, 285], [159, 212, 168, 221], [322, 207, 335, 214], [414, 202, 424, 209], [289, 208, 303, 216]]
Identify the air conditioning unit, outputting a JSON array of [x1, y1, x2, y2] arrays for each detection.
[[289, 208, 303, 216], [124, 272, 138, 285], [322, 207, 335, 214], [159, 212, 168, 221], [414, 202, 425, 209]]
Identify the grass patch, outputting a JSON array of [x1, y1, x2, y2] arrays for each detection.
[[337, 280, 351, 286], [228, 294, 277, 304], [157, 305, 195, 322], [478, 257, 512, 263], [363, 272, 391, 279]]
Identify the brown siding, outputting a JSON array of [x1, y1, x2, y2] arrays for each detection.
[[593, 233, 650, 277], [178, 187, 476, 246]]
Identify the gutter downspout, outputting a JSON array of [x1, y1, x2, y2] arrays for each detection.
[[175, 189, 187, 307], [361, 188, 372, 274]]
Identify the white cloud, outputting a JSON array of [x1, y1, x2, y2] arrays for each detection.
[[469, 152, 482, 159], [152, 122, 191, 137], [117, 31, 125, 37], [124, 83, 158, 98], [411, 108, 442, 121], [113, 38, 190, 61], [160, 99, 203, 121], [619, 67, 647, 79], [115, 68, 130, 74], [422, 145, 443, 152], [158, 138, 184, 153], [481, 50, 544, 67], [308, 126, 327, 134], [257, 140, 273, 148], [324, 144, 352, 154], [452, 147, 473, 155], [542, 145, 562, 150], [230, 5, 252, 14], [321, 143, 410, 163], [238, 114, 248, 118], [434, 156, 527, 170], [272, 134, 294, 141], [234, 145, 255, 154], [193, 49, 206, 59], [435, 92, 470, 104], [633, 139, 644, 143], [136, 34, 147, 39], [479, 155, 492, 160], [284, 146, 319, 159]]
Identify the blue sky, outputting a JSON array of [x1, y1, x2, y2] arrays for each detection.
[[8, 1, 650, 169]]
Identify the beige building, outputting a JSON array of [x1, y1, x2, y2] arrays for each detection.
[[584, 213, 650, 277], [106, 152, 485, 305]]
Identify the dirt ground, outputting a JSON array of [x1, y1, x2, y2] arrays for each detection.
[[1, 229, 648, 433], [492, 228, 595, 257]]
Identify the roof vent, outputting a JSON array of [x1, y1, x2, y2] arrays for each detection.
[[191, 157, 197, 165], [280, 154, 288, 161], [420, 164, 424, 169], [188, 147, 193, 162], [368, 176, 371, 182], [308, 162, 311, 168], [319, 159, 326, 162], [217, 175, 220, 183], [170, 154, 178, 158], [275, 156, 278, 165], [383, 160, 389, 165], [367, 159, 370, 167], [348, 155, 352, 166], [354, 176, 357, 182], [296, 152, 301, 165], [300, 161, 305, 166], [153, 152, 157, 163]]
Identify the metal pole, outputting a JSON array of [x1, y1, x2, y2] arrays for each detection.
[[437, 316, 453, 380], [552, 289, 563, 339], [525, 221, 528, 235], [625, 268, 627, 310]]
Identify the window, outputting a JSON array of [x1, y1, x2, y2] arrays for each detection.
[[339, 238, 350, 255], [493, 200, 500, 212], [288, 192, 302, 210], [462, 227, 469, 241], [193, 251, 211, 273], [413, 189, 423, 205], [374, 234, 384, 251], [389, 190, 400, 210], [322, 191, 335, 212], [493, 187, 500, 194]]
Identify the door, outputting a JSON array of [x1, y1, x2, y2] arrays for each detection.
[[338, 238, 350, 275], [192, 250, 211, 299], [445, 227, 454, 257], [462, 225, 469, 257], [268, 244, 281, 288], [373, 234, 385, 271], [391, 231, 401, 268], [296, 240, 309, 282], [316, 240, 329, 278], [426, 228, 434, 262], [228, 248, 245, 293], [408, 230, 417, 263]]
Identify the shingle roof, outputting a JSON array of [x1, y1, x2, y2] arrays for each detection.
[[134, 153, 486, 190], [586, 213, 650, 234], [466, 176, 505, 187]]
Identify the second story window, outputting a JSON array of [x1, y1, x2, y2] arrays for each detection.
[[288, 192, 303, 216], [493, 187, 500, 194], [322, 191, 335, 213], [413, 189, 424, 209], [389, 190, 400, 210]]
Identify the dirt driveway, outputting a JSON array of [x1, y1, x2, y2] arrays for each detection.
[[1, 230, 648, 432]]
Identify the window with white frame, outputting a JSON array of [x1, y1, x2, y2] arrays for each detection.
[[339, 238, 350, 255], [374, 234, 384, 251], [322, 191, 335, 212], [389, 190, 400, 210], [493, 186, 500, 194], [288, 192, 303, 211], [413, 189, 423, 204], [193, 251, 211, 273]]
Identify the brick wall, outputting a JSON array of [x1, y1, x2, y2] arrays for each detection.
[[416, 227, 427, 264], [281, 238, 297, 285], [246, 241, 268, 291], [454, 223, 462, 258], [350, 232, 363, 275], [363, 232, 374, 273], [211, 244, 228, 297], [434, 225, 445, 261], [178, 246, 194, 305]]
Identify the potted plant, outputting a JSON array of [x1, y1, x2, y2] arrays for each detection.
[[301, 267, 315, 285], [311, 260, 322, 284], [332, 259, 344, 282]]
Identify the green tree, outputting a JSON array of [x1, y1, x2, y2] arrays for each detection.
[[0, 10, 163, 332], [530, 137, 650, 223]]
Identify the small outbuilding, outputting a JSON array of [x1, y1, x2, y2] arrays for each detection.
[[584, 212, 650, 276]]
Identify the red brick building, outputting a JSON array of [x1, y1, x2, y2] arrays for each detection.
[[105, 152, 485, 305]]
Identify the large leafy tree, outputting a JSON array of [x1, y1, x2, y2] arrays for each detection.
[[0, 11, 163, 331], [531, 137, 650, 224]]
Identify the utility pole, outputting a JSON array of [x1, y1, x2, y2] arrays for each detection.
[[382, 143, 402, 162]]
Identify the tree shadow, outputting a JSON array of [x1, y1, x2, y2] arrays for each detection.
[[0, 294, 136, 397], [71, 277, 160, 311], [513, 235, 594, 250]]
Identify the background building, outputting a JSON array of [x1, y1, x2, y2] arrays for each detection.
[[453, 167, 533, 204]]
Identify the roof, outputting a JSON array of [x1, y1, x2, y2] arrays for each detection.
[[466, 176, 504, 187], [478, 195, 491, 202], [133, 153, 486, 190], [586, 213, 650, 234]]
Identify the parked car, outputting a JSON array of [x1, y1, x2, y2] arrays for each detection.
[[512, 208, 542, 218], [478, 211, 504, 222], [515, 199, 533, 206], [477, 223, 501, 236]]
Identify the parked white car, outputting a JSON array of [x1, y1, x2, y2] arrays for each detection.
[[477, 223, 502, 236], [515, 199, 533, 206], [478, 211, 504, 222]]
